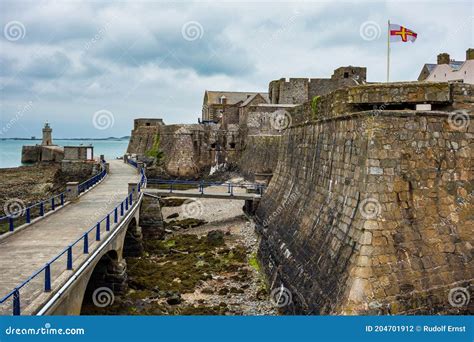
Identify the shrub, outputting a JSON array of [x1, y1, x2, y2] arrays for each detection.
[[311, 95, 321, 120]]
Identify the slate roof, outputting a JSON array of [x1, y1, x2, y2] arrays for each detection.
[[204, 91, 269, 105]]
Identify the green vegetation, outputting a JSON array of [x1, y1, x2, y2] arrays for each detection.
[[311, 95, 321, 120], [165, 218, 207, 229], [159, 198, 188, 207], [145, 133, 164, 162], [83, 232, 250, 315], [248, 252, 260, 272]]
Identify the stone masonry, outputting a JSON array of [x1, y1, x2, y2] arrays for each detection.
[[255, 83, 473, 315]]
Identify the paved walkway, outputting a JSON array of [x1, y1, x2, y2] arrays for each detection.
[[0, 160, 138, 313]]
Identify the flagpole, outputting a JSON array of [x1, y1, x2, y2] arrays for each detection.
[[387, 19, 390, 82]]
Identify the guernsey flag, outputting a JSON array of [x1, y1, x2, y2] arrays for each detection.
[[389, 23, 417, 43]]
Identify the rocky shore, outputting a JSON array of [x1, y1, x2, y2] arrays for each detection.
[[83, 179, 278, 315], [0, 164, 93, 233]]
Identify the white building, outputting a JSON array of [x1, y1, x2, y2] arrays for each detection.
[[419, 49, 474, 84]]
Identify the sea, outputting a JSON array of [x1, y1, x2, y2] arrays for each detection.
[[0, 139, 130, 168]]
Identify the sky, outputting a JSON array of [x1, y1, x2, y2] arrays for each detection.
[[0, 0, 472, 138]]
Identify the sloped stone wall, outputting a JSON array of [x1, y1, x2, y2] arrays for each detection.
[[255, 110, 473, 314], [238, 135, 281, 179]]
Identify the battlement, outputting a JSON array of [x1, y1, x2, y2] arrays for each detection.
[[133, 118, 165, 130], [269, 66, 367, 105]]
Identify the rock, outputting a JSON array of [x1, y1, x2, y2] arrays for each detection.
[[207, 230, 225, 246], [166, 213, 179, 219], [201, 287, 214, 294], [166, 293, 182, 305], [230, 287, 244, 294], [218, 288, 229, 295]]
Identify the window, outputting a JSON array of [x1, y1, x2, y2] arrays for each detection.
[[146, 123, 150, 126], [343, 72, 349, 78], [229, 142, 236, 149], [210, 143, 216, 149]]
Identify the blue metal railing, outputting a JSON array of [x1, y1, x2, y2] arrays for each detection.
[[0, 162, 109, 234], [0, 192, 68, 233], [0, 169, 146, 315], [147, 178, 265, 196], [127, 158, 138, 168], [78, 163, 107, 194]]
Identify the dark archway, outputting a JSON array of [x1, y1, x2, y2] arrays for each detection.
[[80, 250, 127, 314], [123, 217, 144, 257]]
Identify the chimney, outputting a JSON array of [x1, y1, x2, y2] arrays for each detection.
[[437, 53, 450, 65], [466, 48, 474, 60]]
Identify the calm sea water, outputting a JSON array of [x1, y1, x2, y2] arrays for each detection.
[[0, 139, 130, 168]]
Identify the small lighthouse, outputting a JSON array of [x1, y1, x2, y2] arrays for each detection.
[[42, 122, 52, 146]]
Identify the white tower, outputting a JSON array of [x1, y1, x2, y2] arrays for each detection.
[[42, 122, 52, 146]]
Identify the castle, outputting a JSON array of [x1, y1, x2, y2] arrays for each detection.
[[127, 56, 473, 314], [126, 66, 367, 177], [21, 123, 99, 176]]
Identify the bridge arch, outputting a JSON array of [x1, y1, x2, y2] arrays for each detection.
[[80, 250, 127, 314], [123, 217, 144, 257]]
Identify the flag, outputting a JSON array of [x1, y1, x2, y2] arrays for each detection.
[[389, 23, 417, 43]]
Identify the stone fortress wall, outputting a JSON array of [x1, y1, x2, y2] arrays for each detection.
[[127, 121, 239, 177], [125, 65, 473, 315], [255, 82, 473, 314], [126, 66, 368, 178]]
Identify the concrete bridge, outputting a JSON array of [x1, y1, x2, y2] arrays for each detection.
[[0, 159, 146, 315], [0, 161, 266, 315], [144, 179, 264, 214]]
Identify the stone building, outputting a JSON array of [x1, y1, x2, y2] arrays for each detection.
[[21, 122, 64, 163], [201, 91, 269, 124], [126, 119, 240, 177], [61, 145, 97, 175], [268, 66, 366, 105], [418, 49, 473, 84]]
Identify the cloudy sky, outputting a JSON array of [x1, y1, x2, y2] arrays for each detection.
[[0, 0, 472, 138]]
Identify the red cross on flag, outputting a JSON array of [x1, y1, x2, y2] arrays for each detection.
[[389, 23, 418, 43]]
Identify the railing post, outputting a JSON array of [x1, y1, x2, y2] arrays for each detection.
[[230, 184, 234, 196], [200, 181, 204, 194], [125, 197, 129, 211], [120, 202, 124, 216], [26, 208, 30, 224], [51, 197, 55, 211], [114, 207, 118, 223], [137, 162, 144, 175], [9, 217, 14, 232], [40, 202, 44, 216], [128, 183, 138, 202], [67, 246, 73, 270], [83, 234, 89, 254], [96, 222, 101, 241], [170, 183, 173, 193], [44, 264, 51, 292], [13, 289, 20, 316], [106, 215, 110, 231], [60, 193, 64, 206], [228, 183, 231, 193]]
